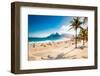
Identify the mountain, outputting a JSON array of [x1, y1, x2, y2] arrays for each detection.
[[28, 33, 73, 42], [47, 33, 62, 39]]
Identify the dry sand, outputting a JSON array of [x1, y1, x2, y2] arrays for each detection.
[[28, 40, 88, 61]]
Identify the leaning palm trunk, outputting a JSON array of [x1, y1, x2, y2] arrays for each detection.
[[75, 29, 77, 48]]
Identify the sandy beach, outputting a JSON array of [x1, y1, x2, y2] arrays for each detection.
[[28, 39, 88, 61]]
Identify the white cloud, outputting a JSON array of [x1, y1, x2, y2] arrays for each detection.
[[29, 23, 83, 38], [58, 24, 75, 35], [58, 24, 80, 36], [29, 32, 51, 38]]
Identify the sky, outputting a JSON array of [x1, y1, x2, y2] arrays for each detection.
[[28, 15, 84, 38]]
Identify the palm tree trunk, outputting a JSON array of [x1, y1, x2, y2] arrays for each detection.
[[75, 29, 77, 48], [83, 35, 85, 46], [83, 39, 85, 46]]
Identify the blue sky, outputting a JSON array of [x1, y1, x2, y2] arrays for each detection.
[[28, 15, 73, 37]]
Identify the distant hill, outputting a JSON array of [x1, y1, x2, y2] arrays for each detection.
[[28, 33, 73, 42], [47, 33, 62, 39]]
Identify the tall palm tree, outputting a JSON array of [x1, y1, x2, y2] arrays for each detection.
[[84, 27, 88, 41], [80, 27, 88, 45], [69, 17, 83, 48], [83, 17, 88, 42], [79, 27, 87, 46], [85, 27, 88, 41], [79, 17, 88, 45]]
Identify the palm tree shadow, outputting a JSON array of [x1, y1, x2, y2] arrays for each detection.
[[63, 45, 87, 56], [56, 53, 65, 59], [77, 45, 87, 50], [55, 47, 75, 59]]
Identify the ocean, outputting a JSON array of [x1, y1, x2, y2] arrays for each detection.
[[28, 37, 63, 43], [28, 33, 72, 43]]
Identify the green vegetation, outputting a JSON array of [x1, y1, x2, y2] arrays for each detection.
[[69, 17, 88, 48]]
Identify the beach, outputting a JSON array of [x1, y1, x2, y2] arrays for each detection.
[[28, 39, 88, 61]]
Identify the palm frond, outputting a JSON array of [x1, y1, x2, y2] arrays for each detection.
[[68, 26, 74, 31]]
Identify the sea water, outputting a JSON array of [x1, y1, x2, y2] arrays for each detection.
[[28, 37, 71, 43]]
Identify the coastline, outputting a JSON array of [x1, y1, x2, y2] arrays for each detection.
[[28, 38, 71, 44]]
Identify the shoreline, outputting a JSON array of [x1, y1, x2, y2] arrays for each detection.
[[28, 38, 72, 44]]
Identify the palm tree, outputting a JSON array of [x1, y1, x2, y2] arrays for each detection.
[[83, 17, 88, 42], [85, 27, 88, 41], [79, 28, 85, 46], [69, 17, 83, 48], [79, 27, 88, 46]]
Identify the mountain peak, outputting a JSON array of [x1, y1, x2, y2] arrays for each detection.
[[47, 32, 61, 38]]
